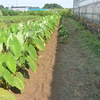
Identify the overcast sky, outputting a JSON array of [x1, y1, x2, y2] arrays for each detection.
[[0, 0, 73, 8]]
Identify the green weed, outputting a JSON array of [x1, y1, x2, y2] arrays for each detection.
[[70, 18, 100, 99], [59, 17, 70, 43]]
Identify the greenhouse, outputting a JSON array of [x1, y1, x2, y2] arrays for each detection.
[[73, 0, 100, 24]]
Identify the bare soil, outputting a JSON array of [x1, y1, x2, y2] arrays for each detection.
[[13, 18, 100, 100]]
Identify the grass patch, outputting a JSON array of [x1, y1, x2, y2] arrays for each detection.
[[69, 18, 100, 99], [78, 25, 100, 58]]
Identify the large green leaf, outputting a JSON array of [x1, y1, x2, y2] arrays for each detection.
[[24, 43, 28, 51], [6, 34, 13, 49], [6, 53, 16, 74], [34, 38, 45, 51], [16, 32, 24, 45], [20, 43, 27, 51], [10, 36, 21, 59], [26, 56, 36, 72], [28, 45, 37, 61], [19, 56, 25, 65], [0, 54, 7, 65], [13, 77, 24, 91], [2, 33, 9, 44], [16, 72, 24, 84], [11, 24, 18, 34], [0, 56, 17, 88], [0, 88, 17, 100], [3, 67, 24, 91], [3, 68, 14, 86]]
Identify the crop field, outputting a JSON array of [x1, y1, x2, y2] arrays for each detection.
[[0, 10, 61, 100], [0, 16, 41, 28], [0, 10, 55, 29], [0, 9, 100, 100]]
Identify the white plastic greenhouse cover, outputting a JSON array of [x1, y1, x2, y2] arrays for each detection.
[[73, 0, 100, 24]]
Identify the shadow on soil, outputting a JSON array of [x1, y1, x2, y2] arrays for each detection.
[[50, 37, 67, 100]]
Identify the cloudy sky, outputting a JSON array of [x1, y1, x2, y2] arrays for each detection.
[[1, 0, 73, 8]]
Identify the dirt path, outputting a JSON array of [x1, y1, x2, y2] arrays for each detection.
[[50, 18, 89, 100], [14, 18, 100, 100]]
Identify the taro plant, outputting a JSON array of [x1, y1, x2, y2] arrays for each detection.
[[0, 14, 61, 99]]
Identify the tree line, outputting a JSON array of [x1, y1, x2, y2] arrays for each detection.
[[43, 3, 63, 9], [0, 3, 63, 10]]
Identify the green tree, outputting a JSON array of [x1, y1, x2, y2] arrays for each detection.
[[0, 5, 4, 10], [42, 3, 63, 9]]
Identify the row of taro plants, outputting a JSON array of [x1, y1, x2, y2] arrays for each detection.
[[0, 14, 61, 100]]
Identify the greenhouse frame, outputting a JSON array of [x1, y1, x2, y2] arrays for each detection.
[[73, 0, 100, 24]]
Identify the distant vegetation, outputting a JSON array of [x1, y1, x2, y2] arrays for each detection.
[[42, 3, 63, 9], [1, 9, 54, 16], [0, 5, 4, 9], [1, 9, 20, 16]]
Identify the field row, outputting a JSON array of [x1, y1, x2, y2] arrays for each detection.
[[0, 14, 61, 100]]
